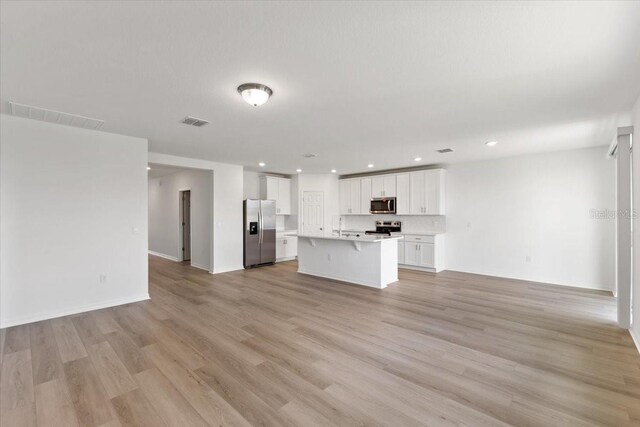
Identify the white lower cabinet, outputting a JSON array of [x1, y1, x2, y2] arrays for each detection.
[[399, 234, 444, 272], [276, 236, 297, 261], [398, 239, 405, 264]]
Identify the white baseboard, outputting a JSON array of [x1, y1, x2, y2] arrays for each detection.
[[0, 293, 150, 329], [190, 263, 210, 272], [212, 265, 245, 274], [148, 250, 178, 261], [446, 267, 612, 293], [630, 327, 640, 355], [399, 264, 440, 273]]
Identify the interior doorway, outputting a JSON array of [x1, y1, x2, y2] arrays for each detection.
[[302, 191, 324, 236], [180, 190, 191, 262]]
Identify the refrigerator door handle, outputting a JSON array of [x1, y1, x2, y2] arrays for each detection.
[[258, 208, 263, 244]]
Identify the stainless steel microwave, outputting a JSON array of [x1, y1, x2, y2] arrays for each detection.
[[370, 197, 396, 214]]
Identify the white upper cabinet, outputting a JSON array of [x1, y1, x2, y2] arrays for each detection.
[[260, 176, 292, 215], [360, 178, 372, 214], [395, 174, 410, 215], [424, 169, 445, 215], [371, 175, 396, 198], [340, 168, 445, 216], [409, 169, 445, 215], [278, 178, 291, 214], [339, 179, 361, 215], [409, 171, 426, 215]]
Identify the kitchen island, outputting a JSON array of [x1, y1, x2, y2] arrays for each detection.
[[297, 234, 403, 288]]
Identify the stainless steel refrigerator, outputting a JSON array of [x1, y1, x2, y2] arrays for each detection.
[[243, 199, 276, 268]]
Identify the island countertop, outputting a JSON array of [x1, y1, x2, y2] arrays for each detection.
[[297, 234, 404, 243]]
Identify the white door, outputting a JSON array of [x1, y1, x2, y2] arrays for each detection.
[[410, 171, 425, 214], [404, 242, 419, 265], [302, 191, 324, 236], [278, 178, 291, 214], [360, 178, 372, 214], [396, 174, 410, 214], [418, 243, 435, 267]]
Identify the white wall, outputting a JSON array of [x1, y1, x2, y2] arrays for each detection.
[[446, 146, 615, 290], [148, 169, 212, 270], [294, 174, 340, 234], [243, 171, 261, 200], [148, 152, 244, 273], [631, 94, 640, 351], [0, 115, 149, 328]]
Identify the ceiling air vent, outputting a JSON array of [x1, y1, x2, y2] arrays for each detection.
[[181, 116, 210, 127], [9, 101, 104, 130], [437, 148, 454, 153], [302, 153, 317, 158]]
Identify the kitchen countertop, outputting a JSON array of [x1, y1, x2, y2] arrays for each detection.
[[331, 229, 445, 235], [298, 234, 403, 243]]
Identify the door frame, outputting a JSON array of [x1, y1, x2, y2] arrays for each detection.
[[301, 190, 325, 236], [178, 188, 192, 263]]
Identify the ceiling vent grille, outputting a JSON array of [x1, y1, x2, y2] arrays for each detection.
[[9, 102, 104, 130], [437, 148, 454, 153], [181, 116, 210, 127]]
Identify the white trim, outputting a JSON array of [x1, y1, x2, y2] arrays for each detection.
[[297, 268, 391, 289], [211, 265, 244, 274], [629, 328, 640, 355], [190, 263, 210, 272], [399, 264, 439, 273], [276, 257, 297, 262], [148, 250, 178, 261], [0, 293, 150, 329], [446, 268, 613, 293]]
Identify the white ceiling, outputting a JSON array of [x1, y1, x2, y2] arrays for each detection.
[[1, 1, 639, 175], [147, 163, 194, 179]]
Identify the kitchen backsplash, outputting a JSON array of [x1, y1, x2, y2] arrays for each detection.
[[341, 215, 446, 233]]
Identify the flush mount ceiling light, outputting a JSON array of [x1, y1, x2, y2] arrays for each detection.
[[258, 162, 266, 167], [486, 141, 498, 147], [237, 83, 273, 107]]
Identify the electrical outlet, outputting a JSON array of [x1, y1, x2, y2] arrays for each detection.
[[525, 256, 532, 263]]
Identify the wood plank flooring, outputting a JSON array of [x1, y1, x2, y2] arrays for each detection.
[[1, 255, 640, 426]]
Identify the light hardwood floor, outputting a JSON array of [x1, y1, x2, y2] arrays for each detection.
[[1, 255, 639, 426]]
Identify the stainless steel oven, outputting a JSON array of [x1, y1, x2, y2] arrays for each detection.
[[370, 197, 396, 214]]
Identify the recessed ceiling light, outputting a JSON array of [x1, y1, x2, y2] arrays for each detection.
[[147, 166, 151, 171], [258, 162, 266, 167], [486, 141, 498, 147], [414, 157, 422, 162], [237, 83, 273, 107], [367, 164, 374, 168], [296, 168, 302, 173], [331, 169, 337, 173]]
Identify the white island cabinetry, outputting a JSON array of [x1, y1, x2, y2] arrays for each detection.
[[297, 235, 403, 289]]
